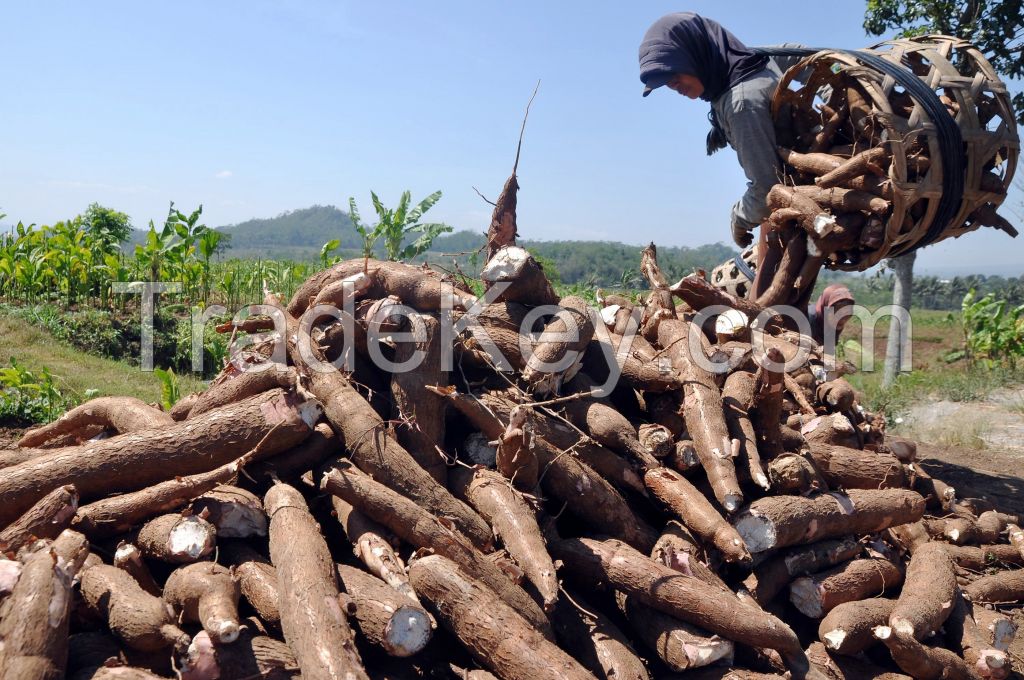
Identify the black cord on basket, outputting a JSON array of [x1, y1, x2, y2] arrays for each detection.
[[754, 45, 964, 253]]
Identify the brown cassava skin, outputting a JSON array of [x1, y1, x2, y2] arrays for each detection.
[[264, 482, 369, 680], [733, 489, 926, 553], [965, 569, 1024, 604], [549, 536, 803, 657], [616, 592, 734, 672], [789, 557, 904, 618], [522, 296, 595, 394], [163, 562, 242, 644], [791, 185, 890, 217], [408, 554, 593, 680], [815, 147, 890, 189], [72, 454, 245, 539], [335, 565, 433, 658], [818, 597, 895, 656], [889, 542, 957, 640], [804, 444, 906, 490], [330, 496, 418, 606], [180, 628, 299, 680], [112, 543, 161, 597], [494, 406, 540, 491], [668, 272, 777, 330], [723, 371, 770, 490], [135, 513, 216, 564], [562, 373, 658, 469], [219, 541, 281, 624], [190, 485, 267, 538], [449, 467, 558, 611], [187, 364, 296, 418], [249, 421, 338, 485], [0, 388, 313, 528], [581, 333, 683, 393], [320, 463, 554, 637], [550, 591, 649, 680], [80, 564, 190, 653], [778, 148, 844, 177], [942, 510, 1004, 545], [651, 521, 739, 596], [874, 626, 974, 680], [390, 313, 448, 484], [472, 388, 645, 496], [451, 300, 532, 373], [741, 537, 862, 607], [276, 304, 492, 550], [751, 349, 786, 461], [800, 413, 861, 449], [0, 530, 89, 680], [1009, 524, 1024, 560], [644, 467, 750, 563], [88, 667, 169, 679], [438, 388, 657, 552], [942, 543, 1024, 570], [644, 313, 742, 512], [480, 245, 561, 308], [0, 446, 50, 469], [805, 640, 911, 680], [0, 484, 78, 553], [767, 452, 829, 495], [17, 396, 173, 448], [945, 593, 1010, 680], [972, 607, 1017, 651], [169, 391, 199, 420], [816, 379, 856, 413]]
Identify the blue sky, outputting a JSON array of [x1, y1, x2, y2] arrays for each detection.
[[1, 1, 1020, 275]]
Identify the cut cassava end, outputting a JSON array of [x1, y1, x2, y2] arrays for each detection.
[[17, 396, 173, 448], [179, 626, 299, 680], [163, 562, 242, 644], [733, 489, 926, 553], [408, 554, 592, 680], [320, 462, 553, 637], [616, 592, 734, 672], [873, 625, 974, 680], [264, 482, 369, 680], [335, 564, 433, 658], [190, 485, 267, 538], [448, 467, 558, 611], [112, 543, 161, 597], [80, 564, 190, 653], [643, 467, 750, 563], [330, 495, 418, 606], [550, 591, 649, 680], [480, 245, 560, 308], [818, 597, 895, 656], [946, 593, 1010, 680], [888, 541, 957, 640], [789, 557, 903, 618], [135, 513, 216, 564], [0, 483, 78, 553], [0, 388, 316, 528], [219, 541, 281, 625], [742, 536, 862, 606], [549, 536, 803, 658], [0, 529, 89, 680]]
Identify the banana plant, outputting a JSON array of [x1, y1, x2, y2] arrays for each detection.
[[348, 190, 451, 263]]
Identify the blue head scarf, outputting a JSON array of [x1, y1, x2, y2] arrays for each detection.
[[639, 13, 768, 153]]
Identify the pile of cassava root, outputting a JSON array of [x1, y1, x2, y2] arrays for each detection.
[[2, 209, 1024, 679]]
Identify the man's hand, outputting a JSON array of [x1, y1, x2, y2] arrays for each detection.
[[732, 222, 753, 248]]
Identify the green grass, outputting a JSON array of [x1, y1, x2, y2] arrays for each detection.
[[0, 313, 204, 406]]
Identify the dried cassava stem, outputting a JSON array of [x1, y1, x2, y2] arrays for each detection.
[[0, 388, 314, 528], [17, 396, 173, 448], [819, 598, 895, 656], [0, 484, 78, 553], [320, 462, 553, 637], [741, 537, 862, 606], [264, 482, 369, 680], [219, 541, 281, 625], [550, 536, 803, 657], [80, 564, 190, 653], [449, 467, 558, 611], [643, 468, 750, 563], [410, 554, 592, 680], [734, 489, 926, 553], [335, 565, 433, 658], [163, 562, 242, 644], [789, 557, 903, 618], [329, 495, 417, 606], [0, 529, 89, 680]]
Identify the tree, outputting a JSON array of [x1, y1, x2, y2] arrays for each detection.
[[81, 203, 133, 247], [864, 0, 1024, 123]]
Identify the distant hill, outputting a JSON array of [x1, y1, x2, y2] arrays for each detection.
[[122, 204, 738, 286]]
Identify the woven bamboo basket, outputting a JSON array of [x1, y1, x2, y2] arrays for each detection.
[[770, 35, 1018, 272]]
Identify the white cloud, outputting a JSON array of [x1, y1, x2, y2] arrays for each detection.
[[214, 170, 233, 179]]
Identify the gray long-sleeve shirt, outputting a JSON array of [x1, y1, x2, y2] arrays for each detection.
[[712, 48, 805, 234]]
